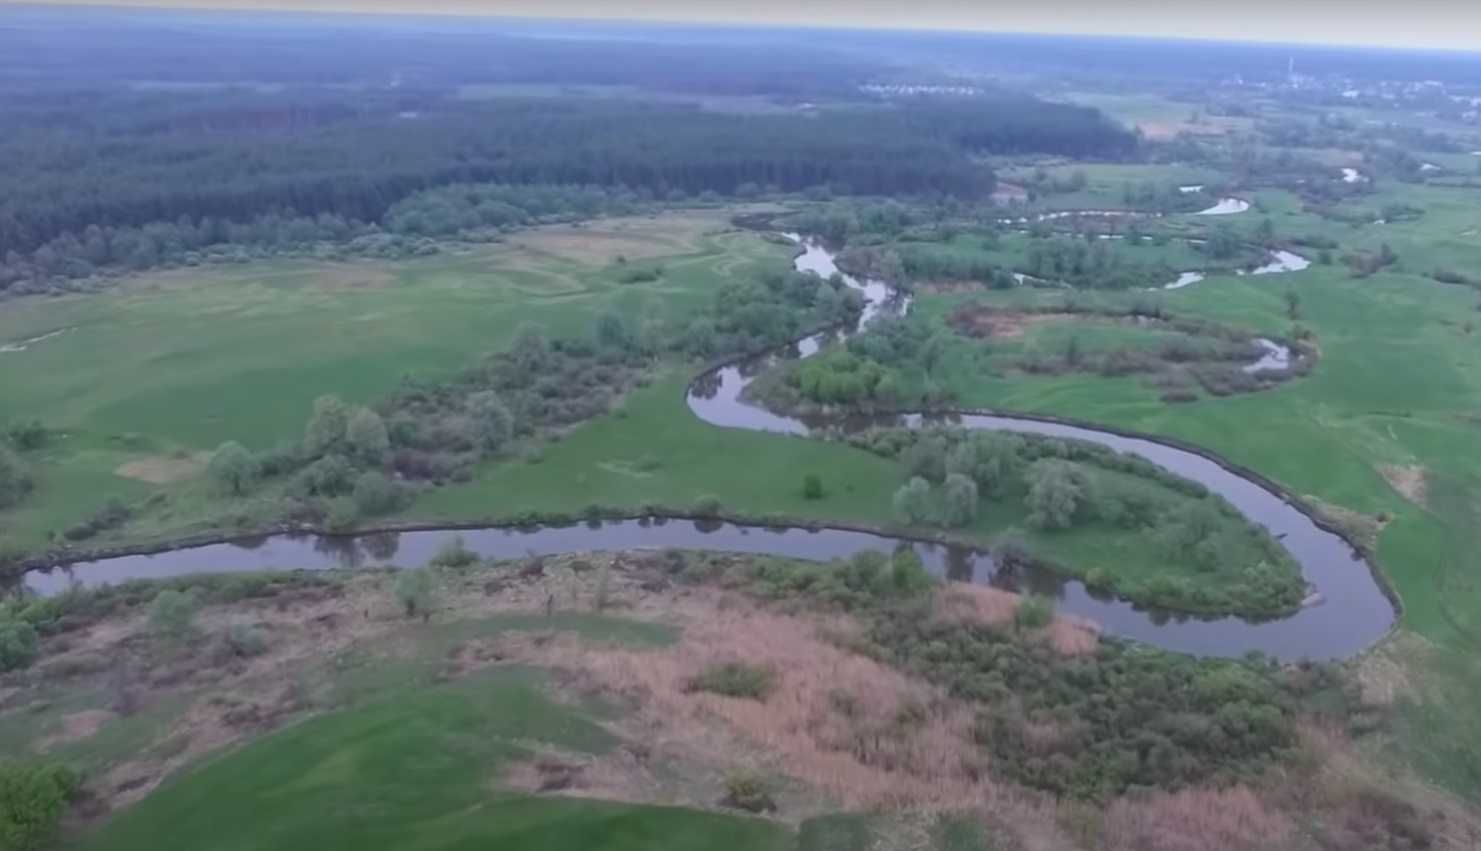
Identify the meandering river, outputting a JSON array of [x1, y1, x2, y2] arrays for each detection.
[[22, 232, 1395, 661]]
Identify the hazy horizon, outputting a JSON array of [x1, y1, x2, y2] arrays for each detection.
[[11, 0, 1481, 53]]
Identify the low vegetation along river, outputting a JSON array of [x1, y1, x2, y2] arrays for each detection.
[[24, 233, 1396, 662]]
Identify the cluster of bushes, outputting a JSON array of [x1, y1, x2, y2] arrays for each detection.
[[748, 314, 961, 414], [1021, 237, 1179, 291], [665, 547, 1346, 802], [851, 427, 1304, 616], [0, 211, 448, 298], [682, 266, 864, 358], [704, 549, 935, 613], [867, 601, 1325, 799], [1344, 243, 1399, 278], [59, 499, 133, 542], [383, 183, 653, 239]]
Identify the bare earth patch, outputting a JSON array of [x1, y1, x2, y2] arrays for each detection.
[[41, 709, 117, 751], [948, 307, 1082, 340], [1378, 464, 1428, 506], [114, 452, 209, 484]]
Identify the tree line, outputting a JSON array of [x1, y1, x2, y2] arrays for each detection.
[[0, 89, 1138, 287]]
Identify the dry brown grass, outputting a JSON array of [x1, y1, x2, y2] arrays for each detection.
[[1100, 786, 1294, 851], [948, 308, 1078, 340], [530, 592, 998, 811], [114, 452, 208, 484], [1378, 464, 1429, 506], [509, 210, 727, 265], [934, 585, 1100, 657]]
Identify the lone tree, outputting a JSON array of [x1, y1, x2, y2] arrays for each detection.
[[345, 407, 390, 464], [207, 441, 257, 496], [892, 477, 934, 525], [1024, 460, 1086, 531]]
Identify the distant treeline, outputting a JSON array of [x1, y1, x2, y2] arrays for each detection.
[[0, 91, 1134, 288]]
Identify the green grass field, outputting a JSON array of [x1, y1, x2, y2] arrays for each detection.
[[0, 210, 791, 551]]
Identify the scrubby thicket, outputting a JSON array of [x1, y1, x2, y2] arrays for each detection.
[[694, 552, 1366, 802], [847, 426, 1306, 616], [948, 299, 1315, 398], [0, 85, 1136, 293], [191, 264, 862, 531]]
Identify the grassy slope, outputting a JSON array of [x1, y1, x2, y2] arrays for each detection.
[[77, 667, 790, 851]]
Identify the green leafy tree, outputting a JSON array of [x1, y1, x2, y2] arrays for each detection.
[[946, 432, 1023, 497], [352, 471, 403, 517], [0, 619, 38, 672], [303, 395, 349, 457], [941, 473, 980, 528], [1024, 460, 1086, 531], [345, 408, 390, 464], [468, 391, 514, 453], [149, 589, 198, 639], [892, 476, 934, 525], [0, 762, 79, 851], [903, 435, 948, 483], [207, 441, 258, 496]]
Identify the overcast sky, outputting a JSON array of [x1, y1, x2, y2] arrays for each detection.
[[22, 0, 1481, 52]]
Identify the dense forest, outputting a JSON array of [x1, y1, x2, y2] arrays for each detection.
[[0, 89, 1134, 291]]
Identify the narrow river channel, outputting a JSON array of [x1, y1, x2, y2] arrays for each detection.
[[23, 232, 1396, 661]]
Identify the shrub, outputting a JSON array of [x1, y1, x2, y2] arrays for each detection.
[[324, 497, 360, 533], [149, 589, 198, 639], [890, 548, 933, 597], [429, 536, 479, 570], [393, 570, 435, 620], [1014, 595, 1055, 630], [685, 662, 776, 700], [0, 446, 33, 510], [0, 620, 39, 672], [224, 624, 268, 658], [802, 473, 825, 500], [721, 773, 776, 813], [4, 420, 47, 451], [692, 495, 723, 518], [351, 471, 404, 517], [0, 761, 79, 851]]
